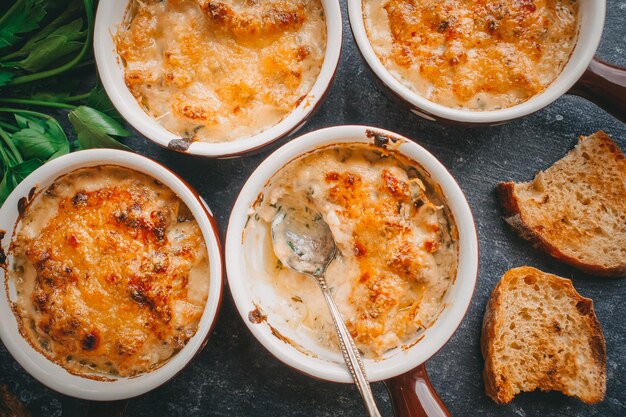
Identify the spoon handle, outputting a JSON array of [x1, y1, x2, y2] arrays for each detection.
[[320, 282, 383, 417]]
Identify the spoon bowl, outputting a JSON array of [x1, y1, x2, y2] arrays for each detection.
[[271, 205, 336, 277]]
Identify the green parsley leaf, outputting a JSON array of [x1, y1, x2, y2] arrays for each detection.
[[14, 0, 83, 58], [86, 84, 124, 123], [68, 106, 132, 151], [0, 0, 47, 51], [8, 18, 85, 73], [0, 70, 14, 87], [0, 158, 43, 203], [13, 114, 31, 130], [11, 114, 70, 161], [287, 240, 305, 257]]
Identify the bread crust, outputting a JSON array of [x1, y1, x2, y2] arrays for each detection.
[[481, 278, 508, 402], [497, 131, 626, 277], [481, 266, 607, 404]]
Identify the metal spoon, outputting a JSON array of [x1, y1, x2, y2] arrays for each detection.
[[271, 206, 382, 417]]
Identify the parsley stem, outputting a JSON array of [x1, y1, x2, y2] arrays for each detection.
[[64, 92, 91, 102], [8, 0, 95, 86], [0, 128, 23, 164], [0, 98, 77, 110], [0, 107, 56, 121], [0, 0, 23, 31], [73, 59, 95, 70], [0, 141, 15, 168], [0, 50, 24, 62], [0, 121, 18, 133]]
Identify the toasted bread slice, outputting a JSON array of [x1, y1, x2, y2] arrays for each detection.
[[481, 266, 606, 404], [498, 131, 626, 277]]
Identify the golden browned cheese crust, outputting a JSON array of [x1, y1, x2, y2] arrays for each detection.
[[364, 0, 578, 110], [116, 0, 326, 142], [248, 145, 458, 357], [9, 166, 210, 377], [325, 168, 443, 344]]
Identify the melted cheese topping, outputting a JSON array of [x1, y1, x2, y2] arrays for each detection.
[[363, 0, 579, 110], [8, 166, 210, 378], [116, 0, 326, 142], [247, 145, 457, 357]]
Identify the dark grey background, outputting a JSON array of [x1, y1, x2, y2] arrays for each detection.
[[2, 2, 625, 416]]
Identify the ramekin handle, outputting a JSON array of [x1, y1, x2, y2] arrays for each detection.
[[569, 56, 626, 123], [383, 364, 451, 417], [84, 400, 129, 417]]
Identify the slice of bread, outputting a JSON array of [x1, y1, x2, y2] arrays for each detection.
[[481, 266, 606, 404], [498, 131, 626, 277]]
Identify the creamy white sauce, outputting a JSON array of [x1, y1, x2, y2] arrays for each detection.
[[244, 145, 457, 358], [8, 166, 210, 378], [116, 0, 327, 142], [363, 0, 579, 111]]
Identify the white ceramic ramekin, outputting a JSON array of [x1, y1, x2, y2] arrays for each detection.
[[94, 0, 342, 157], [0, 150, 223, 401], [349, 1, 626, 125], [225, 126, 479, 415]]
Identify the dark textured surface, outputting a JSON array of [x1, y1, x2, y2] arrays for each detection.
[[1, 2, 625, 416]]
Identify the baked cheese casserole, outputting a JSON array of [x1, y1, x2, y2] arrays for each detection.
[[246, 144, 457, 357], [363, 0, 579, 110], [7, 166, 210, 378], [116, 0, 326, 142]]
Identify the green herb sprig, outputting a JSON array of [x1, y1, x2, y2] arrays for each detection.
[[0, 0, 133, 205]]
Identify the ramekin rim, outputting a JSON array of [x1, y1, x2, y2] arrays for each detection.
[[225, 125, 479, 382], [94, 0, 343, 157], [347, 0, 605, 123], [0, 149, 223, 400]]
